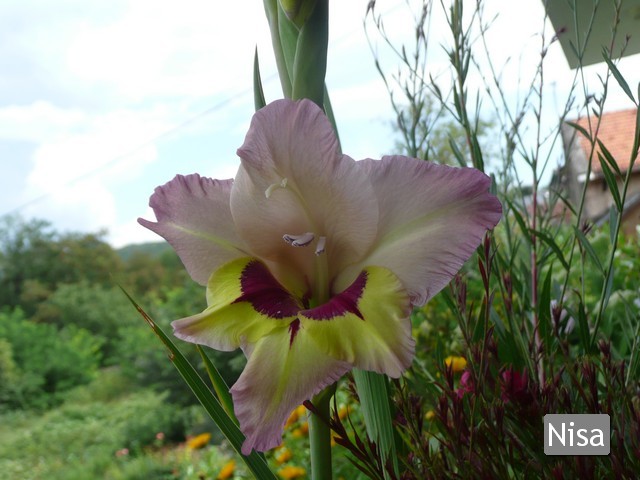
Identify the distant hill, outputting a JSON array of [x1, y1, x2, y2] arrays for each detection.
[[116, 241, 171, 261]]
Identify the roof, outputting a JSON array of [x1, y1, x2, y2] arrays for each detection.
[[544, 0, 640, 68], [573, 108, 639, 173]]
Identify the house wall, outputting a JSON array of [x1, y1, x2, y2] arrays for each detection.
[[582, 171, 640, 227], [560, 124, 589, 208], [622, 200, 640, 236], [560, 117, 640, 235]]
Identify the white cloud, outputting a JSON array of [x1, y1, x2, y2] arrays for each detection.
[[64, 0, 271, 101], [23, 180, 117, 235], [0, 101, 87, 142], [18, 106, 170, 238], [26, 108, 166, 189]]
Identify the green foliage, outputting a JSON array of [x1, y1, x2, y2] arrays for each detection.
[[0, 370, 200, 480], [120, 249, 189, 299], [0, 338, 19, 404], [116, 281, 244, 407], [0, 309, 102, 410], [0, 216, 124, 313], [365, 0, 640, 478], [36, 281, 138, 362], [116, 241, 172, 262]]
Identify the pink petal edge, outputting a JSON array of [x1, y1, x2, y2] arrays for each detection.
[[138, 174, 246, 285]]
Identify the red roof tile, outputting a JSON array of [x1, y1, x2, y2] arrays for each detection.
[[574, 108, 639, 173]]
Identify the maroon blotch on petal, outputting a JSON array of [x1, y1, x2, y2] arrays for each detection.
[[288, 319, 301, 347], [303, 271, 368, 321], [234, 260, 301, 319]]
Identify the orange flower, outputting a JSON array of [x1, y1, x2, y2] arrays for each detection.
[[444, 356, 467, 373], [285, 405, 308, 428], [276, 447, 293, 464], [337, 405, 352, 420], [278, 465, 306, 479], [186, 432, 211, 450], [217, 459, 236, 480]]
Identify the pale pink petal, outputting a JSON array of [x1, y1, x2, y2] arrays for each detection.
[[231, 326, 351, 454], [230, 99, 378, 284], [138, 174, 247, 285], [336, 156, 502, 305]]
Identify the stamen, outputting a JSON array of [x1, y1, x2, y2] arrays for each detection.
[[315, 236, 326, 255], [265, 177, 288, 198], [283, 232, 315, 247]]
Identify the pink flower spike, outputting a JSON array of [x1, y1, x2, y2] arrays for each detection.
[[501, 367, 531, 403]]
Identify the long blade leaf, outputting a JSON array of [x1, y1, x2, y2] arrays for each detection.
[[253, 48, 267, 111], [352, 369, 398, 478], [120, 287, 277, 480], [196, 345, 238, 425]]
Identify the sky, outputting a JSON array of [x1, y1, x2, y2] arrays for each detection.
[[1, 0, 639, 248]]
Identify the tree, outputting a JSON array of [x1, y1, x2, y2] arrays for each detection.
[[0, 216, 124, 312]]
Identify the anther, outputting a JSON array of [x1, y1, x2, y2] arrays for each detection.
[[283, 232, 315, 247], [315, 236, 326, 255], [265, 177, 288, 198]]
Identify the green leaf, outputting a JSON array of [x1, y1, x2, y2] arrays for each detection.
[[263, 0, 292, 97], [627, 311, 640, 384], [530, 229, 569, 271], [598, 153, 623, 212], [448, 136, 467, 167], [602, 48, 636, 104], [352, 370, 398, 478], [120, 288, 277, 480], [537, 266, 553, 348], [633, 102, 640, 165], [196, 345, 238, 425], [608, 207, 618, 244], [573, 226, 604, 274], [566, 121, 592, 142], [602, 263, 615, 313], [253, 48, 267, 111], [552, 189, 577, 217], [277, 3, 299, 89], [292, 0, 328, 107], [505, 198, 531, 243], [323, 85, 341, 149], [575, 301, 591, 353], [597, 139, 622, 176]]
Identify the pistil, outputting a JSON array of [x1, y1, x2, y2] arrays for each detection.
[[264, 177, 288, 198]]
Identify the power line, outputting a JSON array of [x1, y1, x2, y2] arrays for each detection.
[[1, 78, 273, 218], [2, 0, 404, 219]]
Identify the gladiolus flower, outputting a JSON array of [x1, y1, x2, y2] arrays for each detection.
[[139, 98, 501, 454]]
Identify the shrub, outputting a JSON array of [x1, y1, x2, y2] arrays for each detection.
[[0, 309, 102, 410]]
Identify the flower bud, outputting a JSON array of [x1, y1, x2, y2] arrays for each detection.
[[279, 0, 317, 27]]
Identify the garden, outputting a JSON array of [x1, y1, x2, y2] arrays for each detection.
[[1, 0, 639, 479]]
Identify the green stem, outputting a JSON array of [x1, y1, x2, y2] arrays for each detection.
[[309, 387, 333, 480]]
